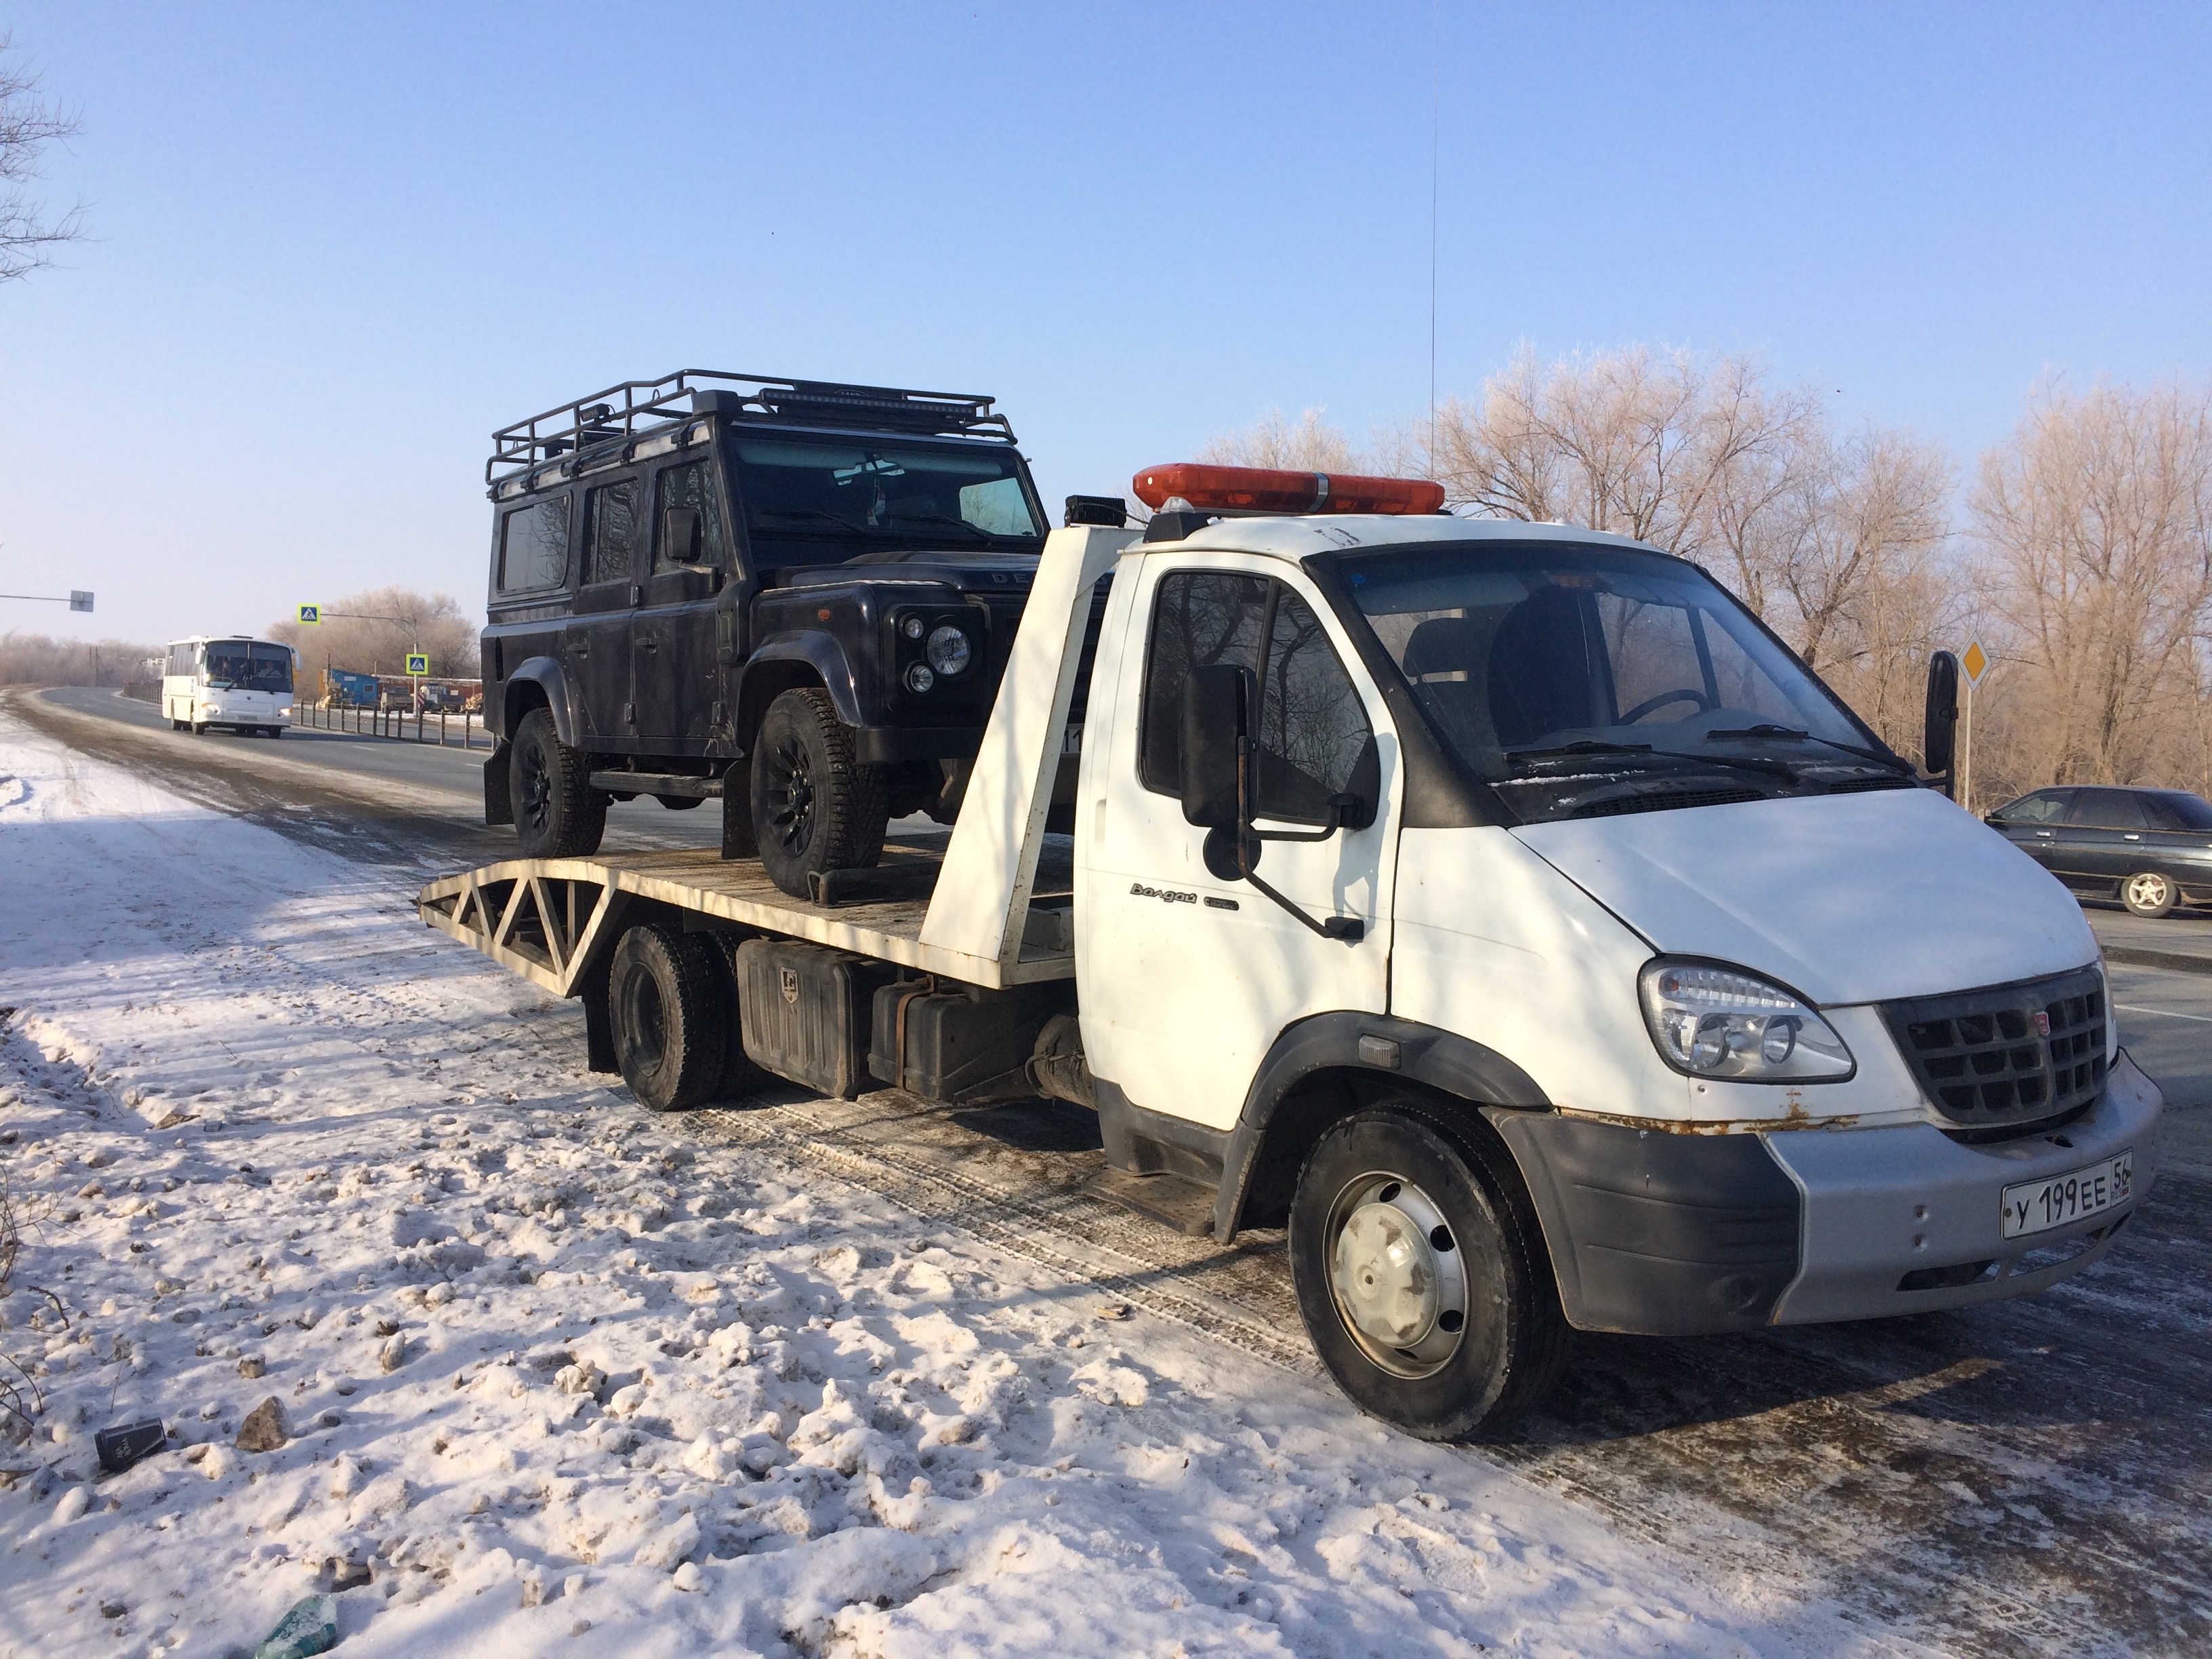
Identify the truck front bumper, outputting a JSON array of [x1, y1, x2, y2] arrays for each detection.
[[1764, 1048, 2160, 1324], [1489, 1050, 2161, 1337]]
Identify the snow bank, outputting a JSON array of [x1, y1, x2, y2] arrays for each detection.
[[0, 714, 1872, 1656]]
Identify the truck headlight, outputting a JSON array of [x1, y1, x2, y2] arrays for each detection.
[[1639, 959, 1855, 1082], [905, 663, 935, 693], [926, 625, 972, 676]]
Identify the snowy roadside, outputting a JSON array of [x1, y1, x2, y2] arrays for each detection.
[[0, 712, 1885, 1658]]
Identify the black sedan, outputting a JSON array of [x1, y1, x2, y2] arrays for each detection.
[[1985, 785, 2212, 918]]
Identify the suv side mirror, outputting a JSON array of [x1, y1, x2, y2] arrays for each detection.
[[663, 508, 703, 562], [1923, 650, 1959, 786], [1179, 664, 1251, 829]]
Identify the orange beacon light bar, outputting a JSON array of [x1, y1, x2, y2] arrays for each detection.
[[1130, 462, 1447, 517]]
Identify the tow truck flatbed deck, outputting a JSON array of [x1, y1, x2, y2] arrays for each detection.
[[419, 830, 1080, 1000]]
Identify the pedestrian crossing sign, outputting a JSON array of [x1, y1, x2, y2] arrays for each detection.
[[405, 652, 430, 676], [297, 604, 321, 626]]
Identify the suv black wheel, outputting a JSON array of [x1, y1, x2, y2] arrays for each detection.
[[608, 923, 727, 1111], [1290, 1107, 1569, 1441], [751, 688, 886, 899], [511, 706, 607, 858]]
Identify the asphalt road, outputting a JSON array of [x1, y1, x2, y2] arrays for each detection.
[[13, 682, 2211, 1656]]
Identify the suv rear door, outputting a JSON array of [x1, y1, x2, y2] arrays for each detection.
[[634, 455, 734, 749], [570, 478, 642, 748]]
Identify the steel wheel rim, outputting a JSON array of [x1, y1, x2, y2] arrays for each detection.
[[623, 970, 667, 1073], [1325, 1170, 1471, 1379], [2128, 873, 2169, 909], [764, 735, 816, 855], [519, 741, 552, 835]]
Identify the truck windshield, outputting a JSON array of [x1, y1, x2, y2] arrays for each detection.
[[204, 642, 293, 693], [1336, 542, 1883, 785], [731, 438, 1044, 552]]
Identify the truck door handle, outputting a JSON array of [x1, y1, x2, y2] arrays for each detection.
[[569, 640, 588, 657], [639, 636, 659, 652], [2034, 830, 2053, 837]]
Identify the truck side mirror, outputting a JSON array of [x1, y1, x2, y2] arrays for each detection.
[[1180, 664, 1252, 829], [663, 508, 703, 562], [1923, 650, 1959, 786]]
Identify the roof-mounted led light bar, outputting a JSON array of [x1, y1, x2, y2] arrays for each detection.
[[1131, 462, 1447, 517]]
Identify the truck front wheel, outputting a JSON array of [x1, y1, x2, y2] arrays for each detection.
[[1290, 1108, 1569, 1441], [608, 924, 728, 1111], [511, 707, 607, 858], [751, 688, 886, 899]]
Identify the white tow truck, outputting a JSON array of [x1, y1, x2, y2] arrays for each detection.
[[422, 463, 2162, 1438]]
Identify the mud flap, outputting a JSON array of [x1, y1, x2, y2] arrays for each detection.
[[578, 952, 617, 1074], [484, 743, 514, 827], [720, 760, 756, 859]]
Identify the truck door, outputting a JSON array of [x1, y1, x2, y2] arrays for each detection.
[[1078, 559, 1399, 1135], [569, 479, 641, 748], [634, 457, 731, 748]]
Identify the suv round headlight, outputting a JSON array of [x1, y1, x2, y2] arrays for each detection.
[[926, 625, 972, 676], [1638, 959, 1855, 1082], [905, 663, 935, 693]]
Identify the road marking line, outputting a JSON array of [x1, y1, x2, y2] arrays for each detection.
[[2114, 1002, 2212, 1023]]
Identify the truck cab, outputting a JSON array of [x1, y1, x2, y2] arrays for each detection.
[[479, 372, 1069, 894]]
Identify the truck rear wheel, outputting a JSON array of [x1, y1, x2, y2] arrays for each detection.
[[1290, 1108, 1569, 1441], [751, 688, 886, 899], [512, 707, 607, 858], [608, 923, 727, 1111]]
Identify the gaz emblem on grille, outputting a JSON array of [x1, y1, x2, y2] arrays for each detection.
[[780, 967, 799, 1004], [2034, 1010, 2051, 1036]]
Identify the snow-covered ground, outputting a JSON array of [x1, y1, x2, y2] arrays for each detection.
[[0, 711, 1885, 1658]]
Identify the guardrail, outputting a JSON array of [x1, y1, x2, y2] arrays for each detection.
[[301, 703, 483, 750]]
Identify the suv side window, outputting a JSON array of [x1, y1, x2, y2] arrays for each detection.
[[497, 495, 571, 594], [581, 481, 638, 588], [655, 461, 727, 573], [1140, 571, 1376, 823], [2068, 789, 2148, 830]]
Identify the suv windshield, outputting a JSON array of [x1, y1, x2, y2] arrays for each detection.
[[1336, 541, 1886, 787], [205, 642, 293, 693], [731, 436, 1044, 555]]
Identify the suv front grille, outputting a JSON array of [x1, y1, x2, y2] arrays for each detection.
[[1880, 965, 2107, 1136]]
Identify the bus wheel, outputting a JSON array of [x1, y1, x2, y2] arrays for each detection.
[[511, 707, 607, 858], [607, 923, 727, 1111], [750, 688, 886, 899], [1290, 1107, 1569, 1441]]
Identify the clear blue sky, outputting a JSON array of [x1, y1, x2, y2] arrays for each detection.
[[3, 2, 2207, 651]]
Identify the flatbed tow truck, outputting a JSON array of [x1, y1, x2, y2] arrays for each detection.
[[423, 463, 2160, 1439]]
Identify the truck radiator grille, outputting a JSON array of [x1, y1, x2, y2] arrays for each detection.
[[1880, 965, 2108, 1137]]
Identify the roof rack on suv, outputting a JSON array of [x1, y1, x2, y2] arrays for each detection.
[[487, 371, 1017, 488]]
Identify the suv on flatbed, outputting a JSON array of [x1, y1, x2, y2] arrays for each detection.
[[480, 372, 1107, 895]]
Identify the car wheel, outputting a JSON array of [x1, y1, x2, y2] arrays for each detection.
[[1290, 1107, 1569, 1441], [750, 688, 887, 899], [510, 706, 607, 858], [2123, 870, 2177, 918], [607, 923, 727, 1111]]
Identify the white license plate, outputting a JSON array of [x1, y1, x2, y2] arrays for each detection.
[[2001, 1149, 2132, 1240]]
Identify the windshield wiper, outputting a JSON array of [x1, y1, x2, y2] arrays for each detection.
[[754, 508, 863, 533], [1508, 738, 1797, 781], [1707, 723, 1912, 771], [884, 510, 1001, 541]]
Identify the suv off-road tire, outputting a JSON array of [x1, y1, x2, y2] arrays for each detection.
[[2123, 869, 2178, 918], [1290, 1106, 1570, 1441], [511, 706, 607, 858], [607, 923, 727, 1111], [751, 688, 887, 899]]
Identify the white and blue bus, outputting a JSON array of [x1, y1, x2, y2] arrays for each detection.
[[163, 636, 297, 736]]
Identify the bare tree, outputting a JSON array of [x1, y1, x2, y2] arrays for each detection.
[[0, 631, 158, 687], [1969, 377, 2212, 800], [266, 586, 479, 689], [1197, 406, 1363, 473], [0, 35, 84, 285]]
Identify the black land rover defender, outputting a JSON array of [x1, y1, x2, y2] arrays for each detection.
[[480, 372, 1115, 898]]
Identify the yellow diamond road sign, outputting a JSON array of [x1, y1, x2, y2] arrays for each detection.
[[297, 603, 321, 625], [1961, 640, 1989, 684], [405, 653, 430, 676]]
